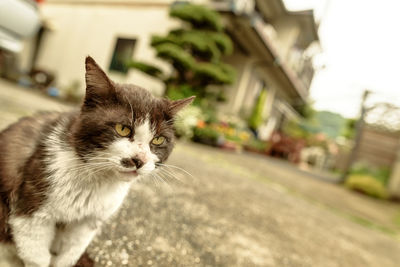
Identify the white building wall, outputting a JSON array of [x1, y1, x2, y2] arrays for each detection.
[[36, 3, 178, 95], [271, 16, 300, 61]]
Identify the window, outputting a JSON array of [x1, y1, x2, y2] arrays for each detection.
[[109, 38, 137, 74]]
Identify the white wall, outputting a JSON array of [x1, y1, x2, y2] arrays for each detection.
[[218, 51, 249, 115], [37, 3, 179, 95]]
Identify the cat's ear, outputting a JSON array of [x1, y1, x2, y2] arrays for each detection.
[[84, 56, 116, 108], [169, 96, 196, 114]]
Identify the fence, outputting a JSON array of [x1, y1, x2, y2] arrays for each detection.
[[355, 126, 400, 167], [342, 92, 400, 183]]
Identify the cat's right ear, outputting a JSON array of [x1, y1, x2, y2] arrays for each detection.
[[84, 56, 116, 109]]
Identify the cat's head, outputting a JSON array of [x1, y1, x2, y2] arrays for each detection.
[[72, 56, 194, 179]]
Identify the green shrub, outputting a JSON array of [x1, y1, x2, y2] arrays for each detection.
[[192, 126, 220, 145], [345, 174, 389, 199], [350, 163, 391, 185], [194, 62, 236, 85], [126, 61, 163, 79], [170, 3, 223, 32], [244, 138, 269, 153], [166, 84, 199, 102], [224, 134, 242, 144], [155, 43, 196, 70]]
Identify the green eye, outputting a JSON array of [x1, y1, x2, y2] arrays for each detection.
[[115, 123, 131, 137], [151, 136, 165, 145]]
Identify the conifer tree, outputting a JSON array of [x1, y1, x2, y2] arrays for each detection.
[[128, 3, 236, 108]]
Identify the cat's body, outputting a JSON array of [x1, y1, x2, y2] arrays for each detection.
[[0, 57, 193, 267]]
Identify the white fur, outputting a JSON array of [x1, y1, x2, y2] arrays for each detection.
[[9, 117, 159, 267], [0, 243, 23, 267], [8, 216, 54, 267], [50, 219, 99, 267]]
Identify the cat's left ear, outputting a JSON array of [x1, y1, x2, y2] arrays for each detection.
[[169, 96, 196, 115], [84, 56, 116, 109]]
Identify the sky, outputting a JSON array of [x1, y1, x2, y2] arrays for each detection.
[[283, 0, 400, 118]]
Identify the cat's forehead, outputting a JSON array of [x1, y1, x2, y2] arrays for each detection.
[[113, 84, 172, 128], [116, 84, 154, 106]]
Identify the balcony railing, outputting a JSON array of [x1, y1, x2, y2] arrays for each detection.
[[286, 48, 314, 90]]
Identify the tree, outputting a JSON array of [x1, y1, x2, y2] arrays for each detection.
[[341, 118, 356, 139], [127, 3, 235, 109]]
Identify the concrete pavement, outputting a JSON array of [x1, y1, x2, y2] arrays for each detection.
[[0, 79, 73, 129], [87, 142, 400, 267]]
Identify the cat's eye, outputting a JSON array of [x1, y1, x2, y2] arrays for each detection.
[[115, 123, 131, 137], [151, 136, 166, 145]]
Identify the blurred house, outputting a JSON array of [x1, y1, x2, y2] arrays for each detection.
[[28, 0, 319, 137], [29, 0, 182, 96], [214, 0, 319, 139]]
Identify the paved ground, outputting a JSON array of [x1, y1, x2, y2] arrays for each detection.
[[0, 80, 72, 129], [1, 79, 400, 267]]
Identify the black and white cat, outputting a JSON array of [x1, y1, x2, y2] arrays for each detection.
[[0, 56, 194, 267]]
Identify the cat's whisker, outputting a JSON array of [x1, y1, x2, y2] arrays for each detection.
[[155, 173, 176, 190], [66, 163, 117, 175], [62, 168, 100, 178], [153, 175, 161, 188], [157, 167, 181, 182], [148, 173, 173, 193], [86, 166, 115, 177], [67, 167, 112, 176], [65, 161, 116, 170], [148, 173, 159, 189], [40, 154, 117, 165], [156, 163, 195, 180], [152, 173, 173, 192], [155, 166, 193, 187], [156, 167, 186, 186]]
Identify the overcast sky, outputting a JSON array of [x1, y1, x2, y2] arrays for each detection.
[[283, 0, 400, 118]]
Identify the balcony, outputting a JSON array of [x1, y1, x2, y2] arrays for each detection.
[[286, 48, 315, 90]]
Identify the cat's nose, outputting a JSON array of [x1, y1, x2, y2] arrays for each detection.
[[121, 158, 144, 169], [132, 158, 144, 169]]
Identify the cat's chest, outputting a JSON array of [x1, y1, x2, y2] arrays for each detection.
[[44, 174, 131, 222]]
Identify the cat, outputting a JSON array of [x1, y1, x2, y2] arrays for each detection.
[[0, 56, 194, 267]]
